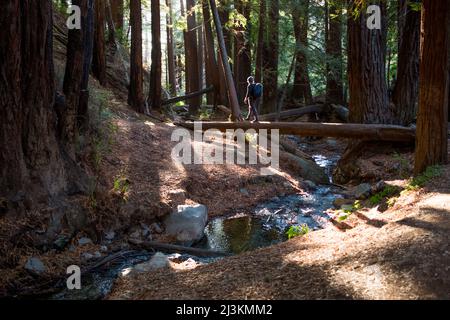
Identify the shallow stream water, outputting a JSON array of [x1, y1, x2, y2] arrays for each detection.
[[52, 138, 342, 299]]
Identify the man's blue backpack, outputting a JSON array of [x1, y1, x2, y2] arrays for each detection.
[[253, 83, 263, 98]]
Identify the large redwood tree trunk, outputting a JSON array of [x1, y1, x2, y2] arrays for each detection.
[[233, 0, 252, 102], [347, 0, 392, 124], [0, 0, 66, 198], [128, 0, 144, 112], [185, 0, 201, 114], [325, 0, 344, 105], [292, 0, 313, 105], [93, 0, 107, 85], [110, 0, 124, 30], [149, 0, 162, 110], [166, 0, 177, 96], [414, 0, 449, 174], [255, 0, 266, 84], [262, 0, 279, 114], [391, 0, 420, 126], [202, 0, 221, 105]]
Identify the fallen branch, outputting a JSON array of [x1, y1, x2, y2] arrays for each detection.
[[128, 239, 231, 257], [260, 105, 325, 121], [162, 86, 214, 106]]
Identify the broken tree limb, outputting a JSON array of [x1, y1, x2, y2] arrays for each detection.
[[260, 105, 326, 121], [176, 121, 416, 142], [162, 86, 214, 106], [128, 239, 231, 257]]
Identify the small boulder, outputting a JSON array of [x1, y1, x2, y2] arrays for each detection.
[[25, 257, 46, 275], [164, 204, 208, 246], [78, 237, 92, 246], [240, 188, 250, 196], [352, 183, 372, 200], [104, 231, 115, 241], [133, 252, 170, 272]]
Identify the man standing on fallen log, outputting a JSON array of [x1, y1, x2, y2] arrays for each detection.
[[244, 76, 261, 123]]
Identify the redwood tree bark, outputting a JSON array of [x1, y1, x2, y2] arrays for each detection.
[[110, 0, 124, 30], [93, 0, 107, 85], [128, 0, 144, 112], [149, 0, 162, 110], [325, 0, 344, 105], [391, 0, 420, 125], [202, 0, 221, 105], [166, 0, 177, 96], [347, 0, 392, 124], [262, 0, 279, 113], [292, 0, 313, 105], [186, 0, 201, 114], [414, 0, 449, 174], [62, 0, 90, 157], [234, 0, 252, 102], [255, 0, 266, 84], [0, 0, 66, 198]]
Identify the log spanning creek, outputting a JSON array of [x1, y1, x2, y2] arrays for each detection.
[[52, 139, 344, 300]]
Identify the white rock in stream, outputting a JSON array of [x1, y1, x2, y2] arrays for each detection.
[[164, 204, 208, 246], [133, 252, 170, 273]]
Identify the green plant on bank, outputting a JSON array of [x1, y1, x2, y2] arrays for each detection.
[[369, 185, 400, 206], [286, 224, 310, 239], [337, 200, 362, 221], [199, 107, 213, 120], [113, 176, 129, 194], [405, 166, 443, 191]]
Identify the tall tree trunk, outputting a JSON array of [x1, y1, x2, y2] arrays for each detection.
[[186, 0, 201, 114], [234, 0, 252, 102], [78, 0, 95, 131], [110, 0, 124, 30], [149, 0, 162, 110], [0, 0, 66, 198], [292, 0, 313, 105], [128, 0, 144, 112], [105, 0, 116, 43], [202, 0, 222, 105], [347, 0, 392, 124], [255, 0, 265, 84], [414, 0, 449, 174], [209, 0, 242, 121], [325, 0, 344, 105], [62, 0, 90, 157], [391, 0, 420, 125], [166, 0, 177, 96], [93, 0, 107, 85], [198, 19, 205, 90], [218, 0, 232, 63], [262, 0, 279, 113]]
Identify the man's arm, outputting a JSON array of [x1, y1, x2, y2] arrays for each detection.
[[244, 85, 250, 103]]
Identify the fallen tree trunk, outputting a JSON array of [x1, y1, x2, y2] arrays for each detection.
[[162, 86, 214, 106], [260, 105, 325, 121], [128, 239, 231, 257], [260, 104, 350, 122], [177, 121, 416, 142]]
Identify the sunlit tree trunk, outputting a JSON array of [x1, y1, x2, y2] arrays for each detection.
[[414, 0, 449, 174]]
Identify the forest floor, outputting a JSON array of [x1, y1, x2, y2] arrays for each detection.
[[100, 93, 449, 300], [108, 164, 450, 300]]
